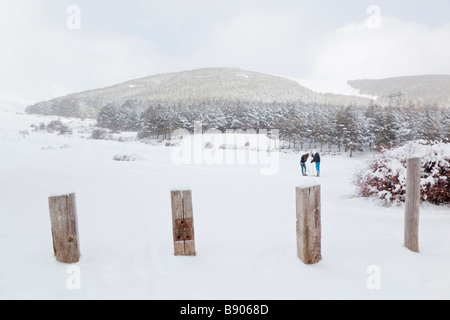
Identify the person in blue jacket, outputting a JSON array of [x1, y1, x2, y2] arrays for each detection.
[[311, 152, 321, 177]]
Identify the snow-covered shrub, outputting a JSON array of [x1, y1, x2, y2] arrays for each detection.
[[354, 141, 450, 206], [91, 129, 109, 140], [113, 154, 144, 162], [56, 124, 72, 136], [46, 120, 70, 135], [19, 130, 29, 138], [32, 120, 73, 135]]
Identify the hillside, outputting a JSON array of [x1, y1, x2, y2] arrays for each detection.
[[25, 68, 372, 119], [348, 75, 450, 106]]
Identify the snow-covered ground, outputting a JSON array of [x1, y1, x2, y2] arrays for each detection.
[[0, 109, 449, 300]]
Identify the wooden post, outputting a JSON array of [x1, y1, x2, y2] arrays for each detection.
[[404, 157, 421, 253], [171, 190, 196, 256], [296, 185, 321, 264], [48, 193, 80, 264]]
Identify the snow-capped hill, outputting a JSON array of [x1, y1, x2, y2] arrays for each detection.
[[348, 75, 450, 106], [25, 68, 373, 119]]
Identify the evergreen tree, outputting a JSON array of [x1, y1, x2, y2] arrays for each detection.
[[421, 105, 442, 142], [334, 107, 347, 152], [444, 108, 450, 143], [399, 102, 422, 143], [118, 100, 142, 132], [341, 105, 364, 157], [364, 103, 385, 150], [375, 106, 400, 150], [139, 105, 171, 139], [311, 109, 330, 152], [97, 103, 119, 131]]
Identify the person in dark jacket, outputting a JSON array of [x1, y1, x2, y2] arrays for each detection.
[[300, 153, 309, 176], [311, 152, 321, 177]]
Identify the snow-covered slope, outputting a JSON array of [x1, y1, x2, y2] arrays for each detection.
[[0, 109, 449, 300], [287, 77, 377, 100]]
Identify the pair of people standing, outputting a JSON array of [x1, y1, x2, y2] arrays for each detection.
[[300, 152, 321, 177]]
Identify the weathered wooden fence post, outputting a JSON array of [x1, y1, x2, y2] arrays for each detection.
[[404, 157, 421, 253], [171, 190, 196, 256], [296, 185, 321, 264], [48, 193, 80, 264]]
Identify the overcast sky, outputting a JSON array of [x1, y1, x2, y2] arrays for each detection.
[[0, 0, 449, 100]]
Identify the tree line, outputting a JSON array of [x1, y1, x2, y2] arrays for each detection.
[[96, 99, 450, 156]]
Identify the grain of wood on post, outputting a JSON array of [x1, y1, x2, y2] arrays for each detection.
[[48, 193, 80, 264], [296, 185, 321, 265], [404, 157, 421, 253], [171, 190, 196, 256]]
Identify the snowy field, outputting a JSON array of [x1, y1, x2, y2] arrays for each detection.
[[0, 109, 449, 300]]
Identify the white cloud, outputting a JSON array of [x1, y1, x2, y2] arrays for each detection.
[[309, 17, 450, 81], [213, 12, 301, 56], [0, 0, 42, 30], [190, 11, 310, 76], [0, 30, 168, 102], [0, 1, 176, 104]]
